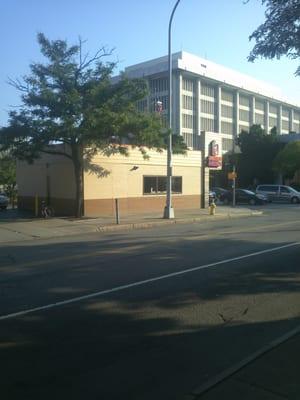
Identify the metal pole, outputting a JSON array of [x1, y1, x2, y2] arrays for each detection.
[[115, 198, 120, 224], [163, 0, 181, 219], [232, 165, 236, 207]]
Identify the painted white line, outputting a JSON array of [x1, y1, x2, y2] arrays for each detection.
[[1, 241, 299, 321]]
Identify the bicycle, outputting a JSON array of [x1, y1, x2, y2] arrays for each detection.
[[41, 201, 55, 218]]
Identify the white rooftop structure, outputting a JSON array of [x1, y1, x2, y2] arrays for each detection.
[[125, 51, 299, 108]]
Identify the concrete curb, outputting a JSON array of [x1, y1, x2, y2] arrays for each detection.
[[95, 211, 263, 232]]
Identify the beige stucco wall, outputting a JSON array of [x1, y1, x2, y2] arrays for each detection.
[[17, 154, 75, 199], [84, 147, 202, 200], [17, 151, 75, 214], [16, 145, 205, 216]]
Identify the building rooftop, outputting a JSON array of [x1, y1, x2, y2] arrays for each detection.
[[124, 51, 299, 108]]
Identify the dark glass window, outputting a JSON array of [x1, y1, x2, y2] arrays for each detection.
[[258, 185, 278, 193], [143, 176, 182, 195], [280, 186, 290, 193]]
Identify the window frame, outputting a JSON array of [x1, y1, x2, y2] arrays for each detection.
[[143, 175, 183, 195]]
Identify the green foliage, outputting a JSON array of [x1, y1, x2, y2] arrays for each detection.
[[0, 33, 185, 216], [273, 140, 300, 178], [0, 153, 17, 202], [248, 0, 300, 76], [235, 125, 283, 186]]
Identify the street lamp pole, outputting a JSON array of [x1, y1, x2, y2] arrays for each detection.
[[164, 0, 181, 219]]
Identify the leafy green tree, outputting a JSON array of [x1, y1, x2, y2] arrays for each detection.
[[235, 124, 283, 187], [0, 153, 17, 205], [273, 140, 300, 178], [0, 33, 185, 217], [248, 0, 300, 76]]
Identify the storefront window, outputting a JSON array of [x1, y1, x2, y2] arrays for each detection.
[[143, 176, 182, 195]]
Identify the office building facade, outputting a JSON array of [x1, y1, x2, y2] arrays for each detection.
[[124, 51, 300, 153]]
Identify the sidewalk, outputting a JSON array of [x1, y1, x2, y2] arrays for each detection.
[[190, 329, 300, 400], [0, 206, 262, 243]]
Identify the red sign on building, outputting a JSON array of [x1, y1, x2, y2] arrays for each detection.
[[206, 140, 222, 168]]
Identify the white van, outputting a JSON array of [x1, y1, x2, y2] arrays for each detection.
[[256, 185, 300, 204]]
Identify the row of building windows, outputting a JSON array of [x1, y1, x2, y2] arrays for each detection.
[[269, 116, 278, 127], [182, 113, 196, 129], [201, 117, 216, 132], [222, 138, 233, 152], [221, 121, 234, 135], [255, 101, 264, 111], [282, 120, 289, 130], [269, 104, 278, 115], [201, 84, 215, 98], [182, 78, 194, 92], [239, 109, 250, 122], [182, 132, 201, 149], [239, 96, 250, 107], [149, 78, 168, 93], [202, 99, 215, 115], [282, 108, 289, 118], [221, 90, 234, 103], [255, 113, 264, 125], [182, 95, 194, 110], [221, 104, 233, 119]]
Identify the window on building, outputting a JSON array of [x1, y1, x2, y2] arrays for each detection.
[[294, 111, 300, 121], [183, 132, 193, 148], [222, 138, 233, 152], [239, 109, 250, 122], [143, 176, 182, 194], [182, 113, 195, 129], [182, 78, 194, 92], [201, 117, 215, 132], [149, 78, 168, 93], [282, 120, 289, 130], [182, 95, 194, 110], [269, 104, 278, 115], [282, 108, 289, 118], [239, 96, 250, 107], [221, 104, 233, 118], [182, 132, 201, 149], [255, 113, 264, 125], [221, 90, 234, 103], [255, 100, 264, 111], [269, 116, 277, 128], [201, 84, 215, 98], [293, 122, 300, 132], [221, 121, 234, 135], [202, 99, 215, 115]]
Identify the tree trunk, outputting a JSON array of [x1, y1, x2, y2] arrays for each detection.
[[72, 144, 84, 218]]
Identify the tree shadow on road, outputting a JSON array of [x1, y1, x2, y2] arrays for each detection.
[[0, 231, 300, 399]]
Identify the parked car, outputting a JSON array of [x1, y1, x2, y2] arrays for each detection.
[[211, 187, 229, 200], [0, 193, 9, 210], [220, 189, 268, 205], [256, 184, 300, 204]]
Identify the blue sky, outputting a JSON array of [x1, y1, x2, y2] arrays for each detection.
[[1, 0, 299, 127]]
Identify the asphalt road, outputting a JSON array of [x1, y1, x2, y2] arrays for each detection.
[[1, 206, 300, 399]]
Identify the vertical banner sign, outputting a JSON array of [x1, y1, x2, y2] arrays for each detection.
[[206, 140, 222, 169]]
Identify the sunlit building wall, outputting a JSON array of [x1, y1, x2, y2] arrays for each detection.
[[124, 51, 300, 153]]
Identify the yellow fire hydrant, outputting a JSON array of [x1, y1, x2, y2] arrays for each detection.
[[209, 200, 216, 215]]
